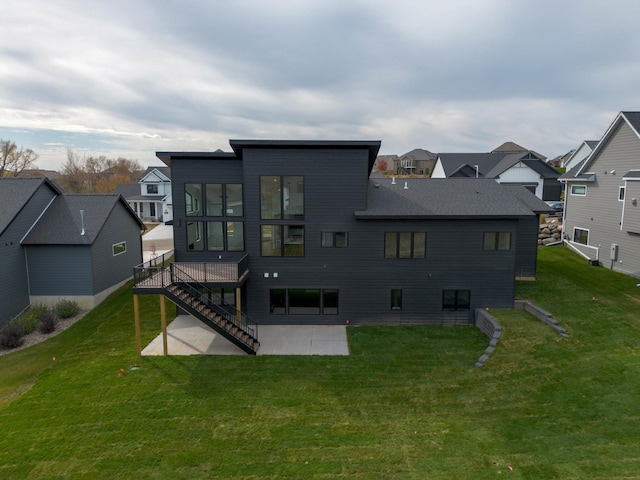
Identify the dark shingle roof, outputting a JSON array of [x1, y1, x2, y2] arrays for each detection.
[[115, 183, 140, 198], [141, 166, 171, 181], [22, 194, 142, 245], [437, 153, 506, 177], [0, 178, 62, 235], [621, 112, 640, 133], [355, 178, 552, 219]]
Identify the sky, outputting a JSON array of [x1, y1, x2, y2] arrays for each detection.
[[2, 0, 640, 171]]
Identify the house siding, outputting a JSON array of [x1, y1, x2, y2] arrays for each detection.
[[91, 203, 143, 294], [0, 183, 57, 325], [26, 245, 94, 296], [564, 120, 640, 276], [168, 147, 521, 326]]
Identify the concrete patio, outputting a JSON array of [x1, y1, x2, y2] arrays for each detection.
[[141, 315, 349, 356]]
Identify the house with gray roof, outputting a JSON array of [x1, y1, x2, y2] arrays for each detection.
[[432, 144, 561, 201], [116, 166, 172, 223], [560, 111, 640, 277], [134, 140, 551, 347], [0, 178, 144, 326]]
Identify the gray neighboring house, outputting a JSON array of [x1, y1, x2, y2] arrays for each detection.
[[560, 111, 640, 277], [0, 178, 144, 326], [116, 166, 172, 223], [432, 143, 562, 201]]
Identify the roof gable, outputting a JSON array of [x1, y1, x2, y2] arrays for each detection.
[[139, 166, 171, 183], [577, 111, 640, 176], [22, 194, 143, 245], [0, 178, 62, 235]]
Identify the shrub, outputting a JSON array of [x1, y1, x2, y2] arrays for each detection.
[[16, 311, 39, 335], [0, 321, 25, 349], [54, 300, 80, 319], [38, 312, 57, 334]]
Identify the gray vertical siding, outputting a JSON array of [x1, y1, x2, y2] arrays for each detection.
[[564, 121, 640, 275], [0, 183, 57, 325], [168, 148, 520, 325]]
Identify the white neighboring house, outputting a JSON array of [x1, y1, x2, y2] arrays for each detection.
[[432, 143, 562, 201], [563, 140, 599, 171], [116, 167, 173, 223]]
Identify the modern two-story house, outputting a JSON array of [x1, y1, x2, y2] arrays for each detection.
[[132, 140, 551, 353], [561, 111, 640, 277]]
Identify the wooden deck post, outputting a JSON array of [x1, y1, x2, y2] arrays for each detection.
[[160, 294, 168, 356], [134, 294, 141, 356]]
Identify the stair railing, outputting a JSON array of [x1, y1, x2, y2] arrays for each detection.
[[170, 263, 258, 340]]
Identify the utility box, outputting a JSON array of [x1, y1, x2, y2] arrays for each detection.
[[611, 244, 619, 261]]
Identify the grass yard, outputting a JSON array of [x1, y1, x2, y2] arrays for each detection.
[[1, 246, 640, 478]]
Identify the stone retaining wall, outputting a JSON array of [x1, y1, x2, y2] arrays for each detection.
[[538, 217, 563, 245], [474, 301, 569, 367]]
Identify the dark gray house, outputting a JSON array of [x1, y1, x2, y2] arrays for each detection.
[[133, 140, 549, 353], [0, 178, 144, 326]]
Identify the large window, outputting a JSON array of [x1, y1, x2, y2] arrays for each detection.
[[226, 184, 244, 216], [483, 232, 512, 251], [207, 221, 245, 252], [270, 289, 338, 315], [442, 290, 470, 311], [261, 225, 304, 256], [187, 221, 204, 250], [573, 227, 589, 245], [384, 232, 426, 258], [260, 176, 304, 219], [571, 185, 587, 196], [205, 184, 223, 216], [185, 183, 202, 216], [321, 232, 348, 247]]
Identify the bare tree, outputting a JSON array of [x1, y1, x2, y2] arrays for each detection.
[[59, 149, 142, 193], [0, 140, 39, 177]]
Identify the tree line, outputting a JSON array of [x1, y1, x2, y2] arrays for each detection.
[[0, 139, 141, 193]]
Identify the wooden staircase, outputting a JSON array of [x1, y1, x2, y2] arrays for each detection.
[[164, 284, 260, 355]]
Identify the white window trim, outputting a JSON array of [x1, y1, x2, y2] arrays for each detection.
[[572, 227, 590, 245], [112, 241, 127, 256], [571, 184, 587, 196], [619, 186, 626, 201]]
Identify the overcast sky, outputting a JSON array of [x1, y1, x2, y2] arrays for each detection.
[[2, 0, 640, 170]]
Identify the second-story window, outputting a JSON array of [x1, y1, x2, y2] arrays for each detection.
[[261, 225, 304, 256], [185, 183, 202, 216], [147, 184, 158, 194], [260, 176, 304, 219], [321, 232, 348, 247], [384, 232, 426, 258]]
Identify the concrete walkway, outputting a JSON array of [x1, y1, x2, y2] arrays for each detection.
[[141, 315, 349, 356], [142, 223, 174, 263]]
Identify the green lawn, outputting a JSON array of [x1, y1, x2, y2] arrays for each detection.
[[1, 247, 640, 479]]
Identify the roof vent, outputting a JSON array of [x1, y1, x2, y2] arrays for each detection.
[[404, 182, 409, 190], [80, 210, 85, 236]]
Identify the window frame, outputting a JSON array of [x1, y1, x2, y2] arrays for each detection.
[[112, 241, 126, 256], [146, 184, 158, 194], [261, 224, 305, 257], [619, 186, 626, 202], [384, 232, 427, 259], [391, 289, 402, 310], [260, 175, 305, 220], [570, 184, 587, 196], [442, 289, 471, 311], [321, 231, 348, 248], [269, 288, 339, 315], [573, 227, 589, 245], [483, 231, 512, 251]]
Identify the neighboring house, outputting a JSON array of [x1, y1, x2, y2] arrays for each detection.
[[135, 140, 549, 338], [560, 111, 640, 277], [562, 140, 599, 171], [116, 166, 172, 223], [547, 150, 575, 168], [392, 148, 437, 176], [0, 178, 144, 326], [432, 143, 561, 200]]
